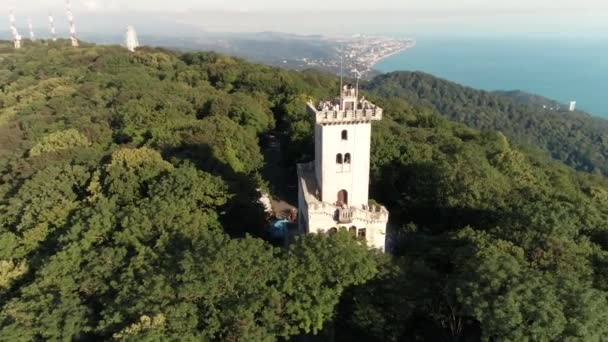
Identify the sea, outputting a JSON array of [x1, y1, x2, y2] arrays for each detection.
[[375, 37, 608, 118]]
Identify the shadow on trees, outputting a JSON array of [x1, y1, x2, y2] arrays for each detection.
[[162, 143, 269, 239], [372, 161, 509, 235]]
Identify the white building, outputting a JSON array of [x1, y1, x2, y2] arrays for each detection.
[[297, 85, 389, 251], [569, 101, 577, 112]]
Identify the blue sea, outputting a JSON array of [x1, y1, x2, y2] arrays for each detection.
[[375, 37, 608, 118]]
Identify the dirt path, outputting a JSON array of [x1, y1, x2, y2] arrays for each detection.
[[260, 133, 297, 219]]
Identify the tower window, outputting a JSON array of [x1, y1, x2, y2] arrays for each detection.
[[337, 190, 348, 205], [336, 153, 343, 164], [344, 153, 351, 164], [358, 228, 367, 238], [341, 130, 348, 140]]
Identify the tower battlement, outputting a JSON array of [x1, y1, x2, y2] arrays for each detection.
[[306, 104, 383, 125], [307, 84, 383, 124]]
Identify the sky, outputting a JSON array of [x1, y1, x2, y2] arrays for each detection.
[[4, 0, 608, 37], [10, 0, 606, 12]]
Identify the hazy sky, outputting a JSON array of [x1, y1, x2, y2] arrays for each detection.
[[5, 0, 608, 37], [12, 0, 605, 12]]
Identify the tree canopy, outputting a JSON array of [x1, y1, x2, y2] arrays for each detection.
[[2, 40, 608, 341], [368, 71, 608, 176]]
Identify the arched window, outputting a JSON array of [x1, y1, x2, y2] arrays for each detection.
[[344, 153, 351, 164], [337, 190, 348, 205], [341, 130, 348, 140], [349, 226, 357, 235], [336, 153, 343, 164], [358, 228, 367, 238], [329, 227, 338, 234]]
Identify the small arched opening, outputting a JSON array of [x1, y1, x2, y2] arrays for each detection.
[[329, 227, 338, 234], [337, 190, 348, 206], [336, 153, 343, 164], [358, 228, 367, 238], [349, 226, 357, 235], [341, 130, 348, 141], [344, 153, 351, 164]]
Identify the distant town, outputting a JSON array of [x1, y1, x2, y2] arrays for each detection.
[[280, 35, 415, 78], [91, 31, 415, 78]]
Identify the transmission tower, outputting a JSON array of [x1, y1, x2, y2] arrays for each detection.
[[125, 26, 140, 52], [28, 17, 34, 41], [49, 13, 57, 41], [65, 0, 78, 47], [9, 10, 22, 49]]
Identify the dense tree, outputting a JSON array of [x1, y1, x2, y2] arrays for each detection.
[[3, 41, 608, 341], [368, 71, 608, 175]]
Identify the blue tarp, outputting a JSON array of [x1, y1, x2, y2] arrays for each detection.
[[270, 219, 290, 238]]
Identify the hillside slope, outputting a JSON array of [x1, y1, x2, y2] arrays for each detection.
[[2, 42, 608, 341], [368, 71, 608, 175]]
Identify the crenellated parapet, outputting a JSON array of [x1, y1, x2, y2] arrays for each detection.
[[307, 203, 389, 225], [307, 84, 383, 125], [306, 103, 383, 125]]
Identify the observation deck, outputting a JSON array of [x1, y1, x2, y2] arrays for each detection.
[[307, 84, 383, 125], [306, 104, 383, 125]]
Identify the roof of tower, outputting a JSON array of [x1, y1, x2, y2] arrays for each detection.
[[306, 96, 383, 125]]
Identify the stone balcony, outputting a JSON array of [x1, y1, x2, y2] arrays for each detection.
[[306, 102, 383, 125], [337, 207, 353, 223], [305, 201, 389, 225], [297, 162, 389, 225]]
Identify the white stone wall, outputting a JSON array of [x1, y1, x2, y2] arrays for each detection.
[[314, 124, 322, 192], [297, 174, 307, 234], [366, 221, 387, 251], [316, 122, 371, 208], [307, 215, 387, 251]]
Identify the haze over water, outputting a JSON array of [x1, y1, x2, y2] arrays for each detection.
[[376, 37, 608, 118]]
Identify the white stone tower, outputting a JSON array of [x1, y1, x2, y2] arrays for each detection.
[[297, 84, 389, 251]]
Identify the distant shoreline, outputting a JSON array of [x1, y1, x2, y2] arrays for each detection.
[[370, 40, 416, 70], [373, 38, 607, 118]]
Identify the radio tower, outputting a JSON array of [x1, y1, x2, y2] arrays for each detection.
[[49, 13, 57, 41], [9, 11, 22, 49], [125, 26, 140, 52], [28, 17, 35, 41], [65, 0, 79, 47]]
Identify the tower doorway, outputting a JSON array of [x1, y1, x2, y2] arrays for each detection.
[[337, 190, 348, 206]]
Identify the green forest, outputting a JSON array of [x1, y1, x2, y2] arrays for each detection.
[[368, 71, 608, 175], [2, 40, 608, 341]]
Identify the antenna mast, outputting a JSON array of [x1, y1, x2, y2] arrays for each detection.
[[339, 44, 343, 110], [65, 0, 78, 47], [9, 10, 22, 49], [353, 58, 361, 99], [49, 13, 57, 41], [28, 17, 34, 41]]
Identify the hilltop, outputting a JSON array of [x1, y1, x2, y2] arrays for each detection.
[[368, 71, 608, 175], [1, 42, 608, 340]]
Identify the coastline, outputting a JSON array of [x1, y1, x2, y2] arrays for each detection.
[[370, 40, 416, 71], [371, 38, 608, 118]]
